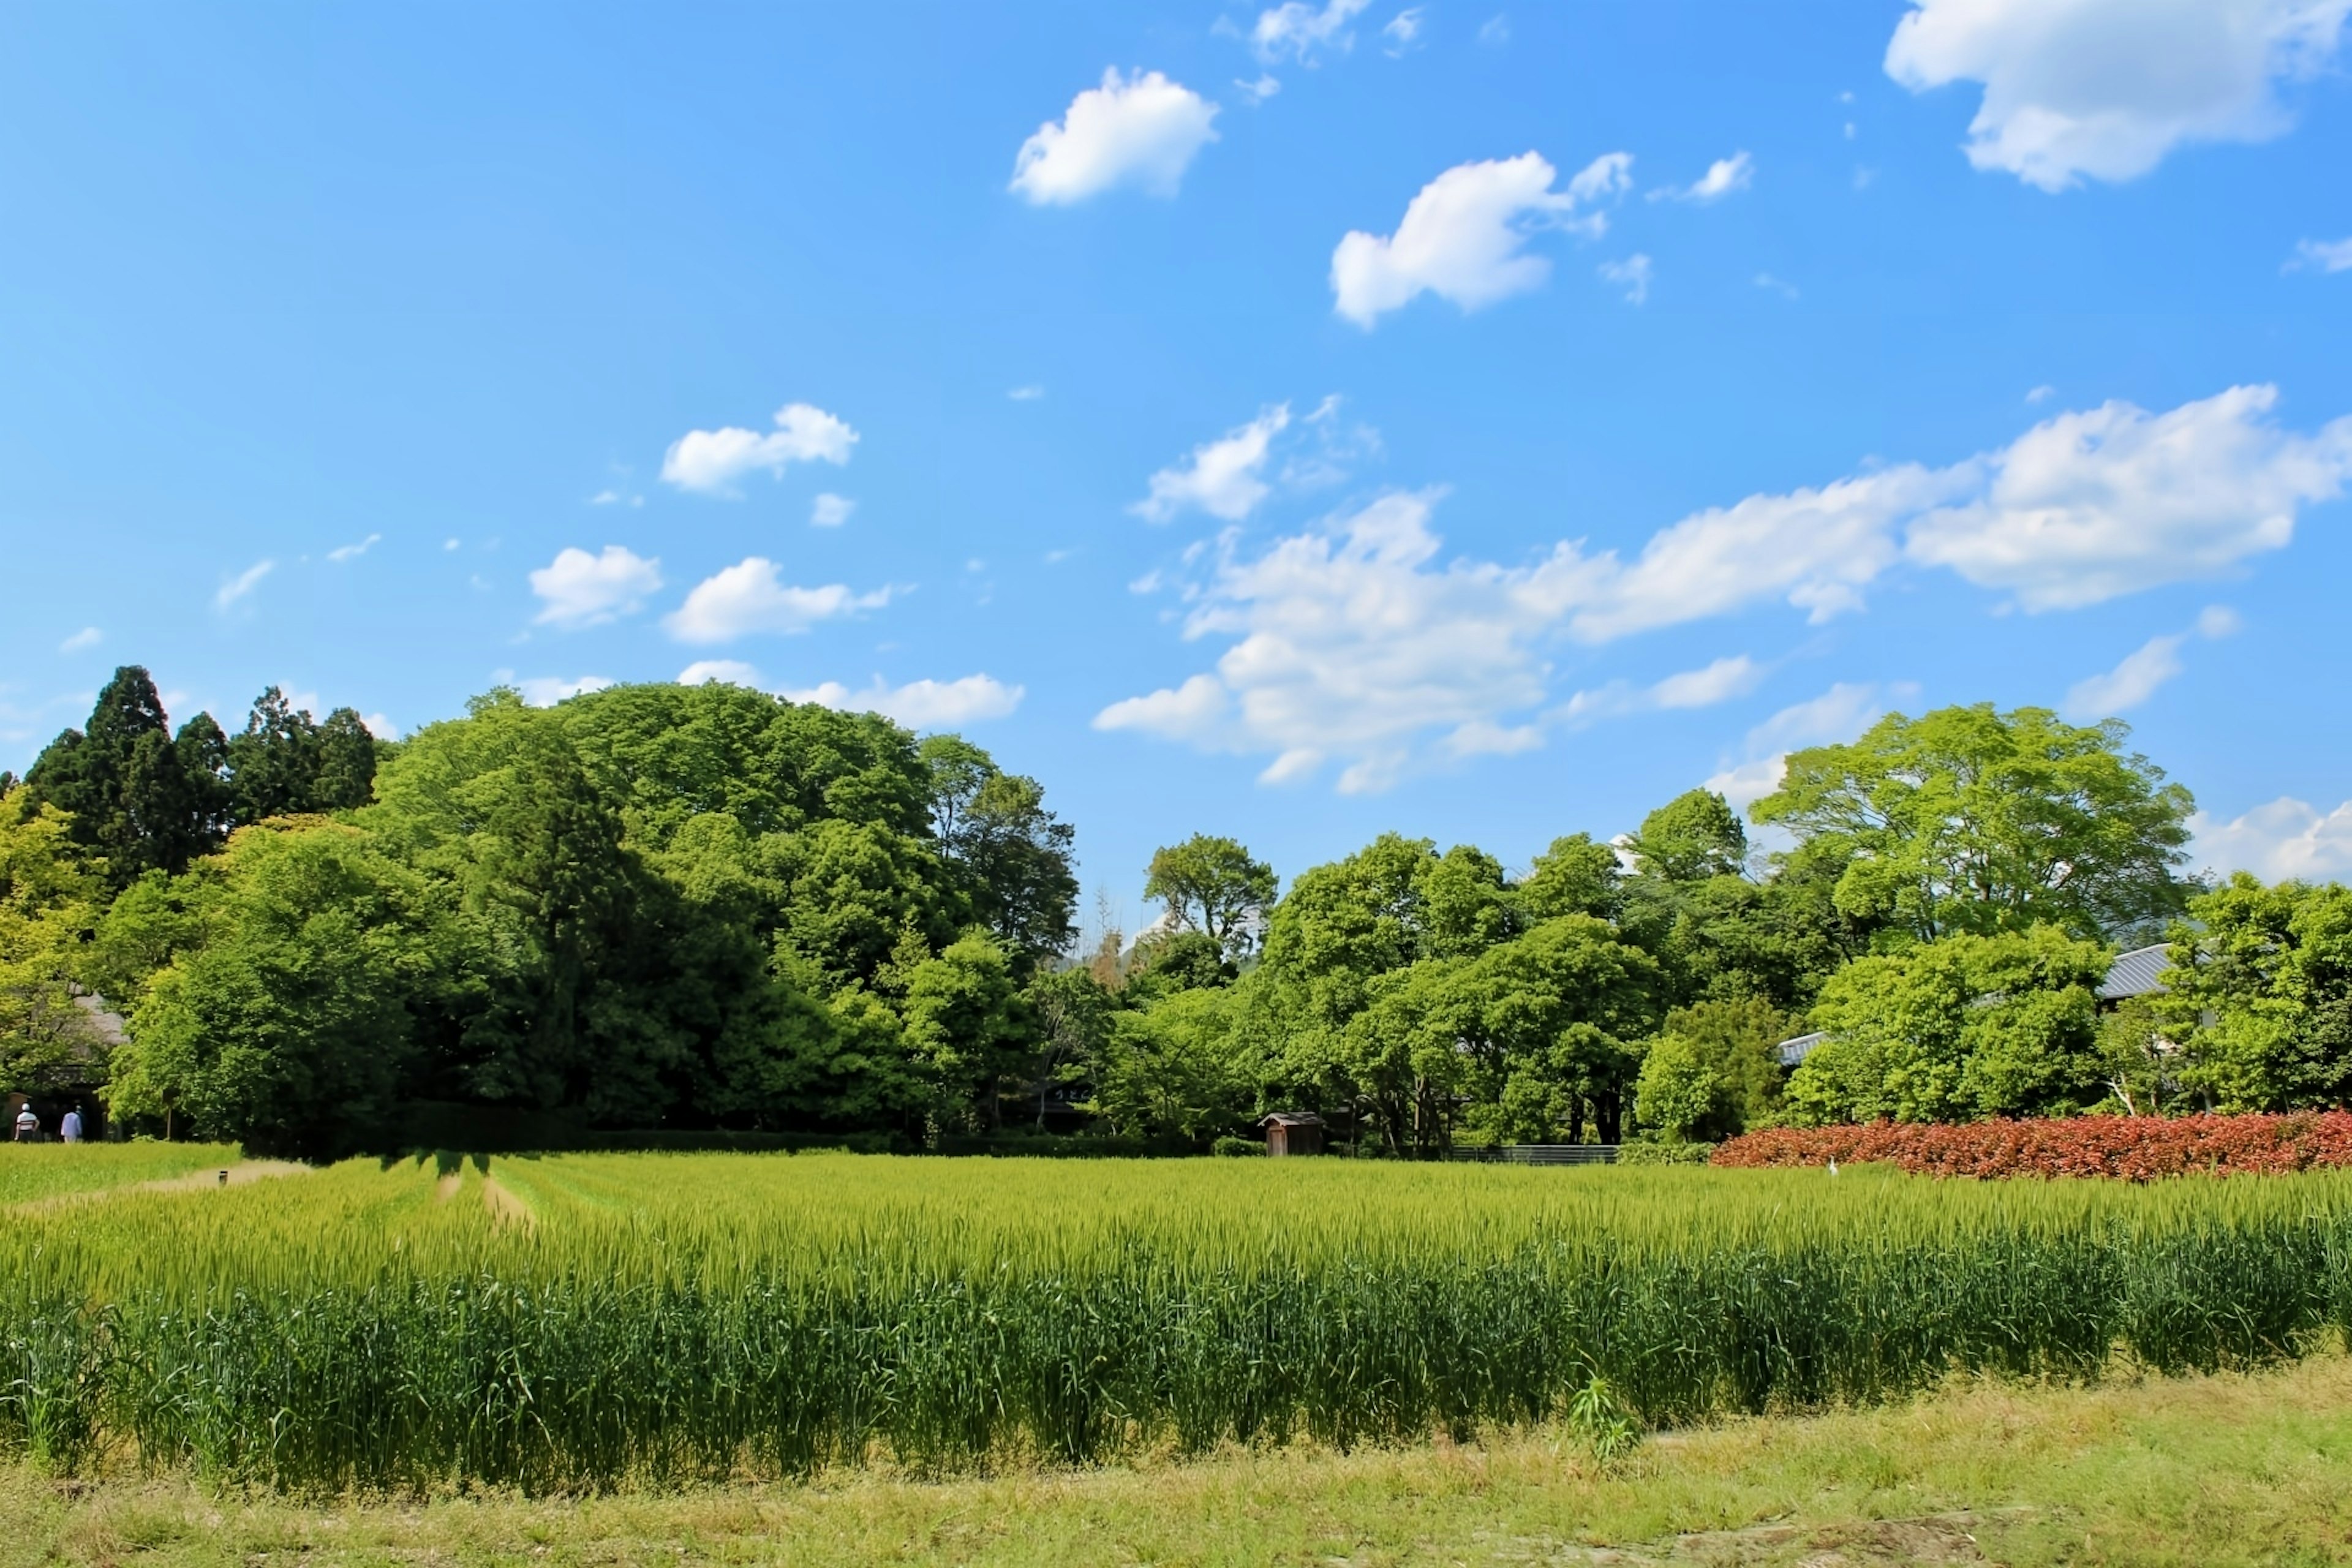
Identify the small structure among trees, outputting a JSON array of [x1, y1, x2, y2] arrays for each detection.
[[1258, 1111, 1324, 1156]]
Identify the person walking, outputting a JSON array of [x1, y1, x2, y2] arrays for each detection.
[[12, 1102, 36, 1142], [59, 1106, 83, 1144]]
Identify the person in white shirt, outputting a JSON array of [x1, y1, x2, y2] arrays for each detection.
[[59, 1107, 83, 1144], [12, 1104, 37, 1142]]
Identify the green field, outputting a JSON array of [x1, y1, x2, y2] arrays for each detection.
[[2, 1148, 2350, 1496]]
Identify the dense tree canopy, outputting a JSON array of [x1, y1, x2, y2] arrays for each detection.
[[13, 679, 2352, 1158], [1752, 704, 2194, 942]]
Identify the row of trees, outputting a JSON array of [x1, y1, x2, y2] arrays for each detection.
[[3, 670, 2348, 1157]]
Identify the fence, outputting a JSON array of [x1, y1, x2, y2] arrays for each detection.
[[1445, 1144, 1620, 1166]]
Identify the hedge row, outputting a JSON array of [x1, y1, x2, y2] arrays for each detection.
[[1712, 1112, 2352, 1180]]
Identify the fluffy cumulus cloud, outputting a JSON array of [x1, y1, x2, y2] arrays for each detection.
[[676, 660, 764, 687], [516, 675, 614, 708], [664, 557, 892, 644], [1096, 491, 1768, 793], [783, 674, 1025, 729], [2192, 796, 2352, 880], [810, 493, 856, 529], [1101, 385, 2348, 790], [1330, 151, 1632, 327], [1905, 385, 2352, 609], [1885, 0, 2352, 190], [1133, 405, 1292, 522], [529, 545, 662, 628], [1597, 254, 1653, 304], [1009, 69, 1219, 205], [1251, 0, 1370, 62], [662, 404, 858, 496]]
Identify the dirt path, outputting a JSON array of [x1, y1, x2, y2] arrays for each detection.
[[11, 1159, 311, 1214], [480, 1175, 533, 1228]]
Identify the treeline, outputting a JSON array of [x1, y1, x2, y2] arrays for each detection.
[[2, 669, 2348, 1158]]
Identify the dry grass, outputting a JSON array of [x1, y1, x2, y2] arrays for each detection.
[[7, 1354, 2350, 1567]]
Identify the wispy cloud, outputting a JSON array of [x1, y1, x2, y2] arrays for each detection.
[[326, 532, 382, 562], [58, 627, 101, 654], [216, 560, 274, 612]]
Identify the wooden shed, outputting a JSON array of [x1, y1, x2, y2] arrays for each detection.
[[1258, 1111, 1325, 1157]]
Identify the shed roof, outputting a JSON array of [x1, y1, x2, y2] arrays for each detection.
[[2099, 943, 2171, 1001], [1257, 1112, 1325, 1128], [1776, 1031, 1828, 1068]]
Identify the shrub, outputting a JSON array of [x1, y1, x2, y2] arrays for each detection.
[[1713, 1111, 2352, 1178]]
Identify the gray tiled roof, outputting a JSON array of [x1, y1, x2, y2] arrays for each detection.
[[2098, 943, 2172, 1001]]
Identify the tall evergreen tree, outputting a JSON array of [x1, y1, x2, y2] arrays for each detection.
[[313, 707, 379, 810], [25, 666, 212, 887], [227, 687, 323, 823]]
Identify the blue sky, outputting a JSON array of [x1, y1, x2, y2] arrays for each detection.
[[4, 1, 2350, 922]]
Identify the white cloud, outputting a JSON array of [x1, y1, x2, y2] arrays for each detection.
[[2288, 236, 2352, 273], [1557, 656, 1767, 728], [2063, 633, 2189, 720], [1133, 404, 1292, 522], [444, 538, 461, 551], [2026, 383, 2057, 403], [215, 560, 274, 611], [1097, 385, 2352, 790], [2190, 796, 2352, 881], [661, 404, 859, 496], [1478, 13, 1511, 44], [785, 674, 1025, 728], [529, 545, 662, 628], [1885, 0, 2352, 191], [1235, 74, 1283, 105], [2061, 601, 2241, 719], [677, 660, 765, 687], [1330, 151, 1632, 327], [1755, 272, 1800, 300], [57, 627, 100, 654], [1095, 673, 1231, 742], [588, 488, 643, 508], [1009, 69, 1219, 205], [1382, 8, 1425, 53], [1252, 0, 1370, 62], [1653, 150, 1754, 202], [1705, 681, 1899, 811], [327, 532, 382, 562], [361, 712, 399, 740], [665, 557, 892, 644], [516, 675, 613, 708], [1008, 385, 1046, 401], [1904, 385, 2352, 609], [810, 493, 856, 529], [1598, 254, 1653, 304]]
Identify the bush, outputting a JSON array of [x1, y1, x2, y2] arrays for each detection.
[[1618, 1140, 1714, 1166], [1212, 1134, 1263, 1158], [1713, 1111, 2352, 1178]]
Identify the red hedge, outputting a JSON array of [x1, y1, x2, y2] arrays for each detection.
[[1710, 1112, 2352, 1180]]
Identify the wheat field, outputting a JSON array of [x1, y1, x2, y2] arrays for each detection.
[[1, 1147, 2346, 1493]]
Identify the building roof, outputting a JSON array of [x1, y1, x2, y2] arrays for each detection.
[[1776, 1031, 1828, 1068], [1257, 1112, 1325, 1128], [1774, 946, 2174, 1072], [2099, 943, 2172, 1001]]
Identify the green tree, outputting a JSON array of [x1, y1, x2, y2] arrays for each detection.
[[1144, 834, 1278, 958], [107, 821, 458, 1156], [1752, 704, 2194, 942], [899, 930, 1030, 1133], [225, 686, 326, 823], [2160, 874, 2352, 1113], [0, 791, 113, 1092], [313, 707, 380, 810], [26, 666, 216, 887], [1517, 832, 1622, 922], [1627, 788, 1747, 881], [1632, 1035, 1716, 1142], [1087, 987, 1251, 1146], [1784, 925, 2112, 1125]]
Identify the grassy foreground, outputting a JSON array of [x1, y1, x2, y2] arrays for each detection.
[[7, 1355, 2350, 1567]]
